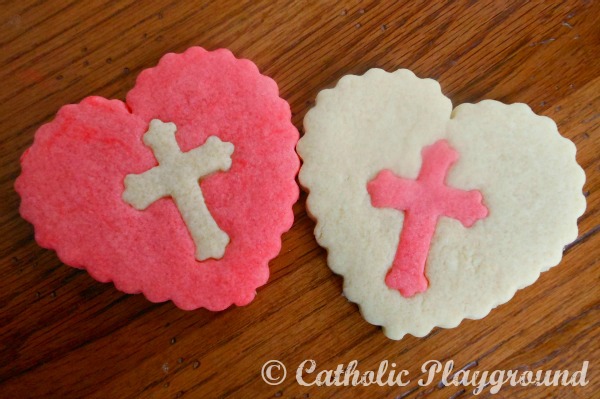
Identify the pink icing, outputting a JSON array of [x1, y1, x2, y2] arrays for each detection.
[[367, 140, 488, 297]]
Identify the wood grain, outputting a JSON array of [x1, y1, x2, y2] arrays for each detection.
[[1, 1, 598, 398]]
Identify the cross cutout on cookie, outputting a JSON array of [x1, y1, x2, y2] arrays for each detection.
[[123, 119, 234, 261], [368, 140, 488, 297]]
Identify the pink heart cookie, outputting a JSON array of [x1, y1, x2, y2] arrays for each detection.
[[16, 47, 299, 310]]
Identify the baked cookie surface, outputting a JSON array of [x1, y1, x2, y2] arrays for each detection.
[[16, 47, 299, 311], [297, 68, 585, 339]]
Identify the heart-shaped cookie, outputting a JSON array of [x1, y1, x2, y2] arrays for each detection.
[[16, 47, 299, 310], [297, 68, 586, 339]]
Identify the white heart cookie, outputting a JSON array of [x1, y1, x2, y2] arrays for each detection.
[[297, 68, 586, 340]]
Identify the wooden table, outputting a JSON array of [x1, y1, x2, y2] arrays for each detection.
[[1, 1, 598, 398]]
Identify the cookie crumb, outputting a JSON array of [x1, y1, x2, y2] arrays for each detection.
[[561, 21, 573, 28]]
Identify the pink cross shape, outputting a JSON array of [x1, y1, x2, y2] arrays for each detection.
[[367, 139, 489, 298]]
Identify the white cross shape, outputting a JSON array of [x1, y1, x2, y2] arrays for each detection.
[[123, 119, 234, 261]]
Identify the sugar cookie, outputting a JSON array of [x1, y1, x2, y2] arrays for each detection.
[[16, 47, 299, 310], [297, 68, 585, 339]]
